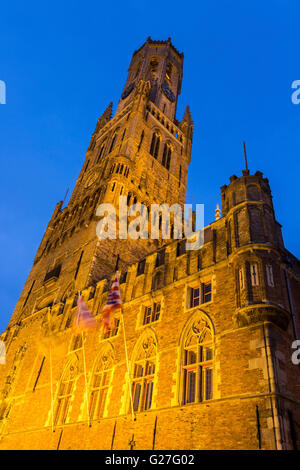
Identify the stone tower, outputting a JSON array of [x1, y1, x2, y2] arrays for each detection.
[[7, 37, 193, 327]]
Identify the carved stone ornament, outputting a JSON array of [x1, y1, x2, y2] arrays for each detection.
[[233, 305, 290, 330]]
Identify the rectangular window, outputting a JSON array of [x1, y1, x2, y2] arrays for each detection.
[[133, 383, 142, 412], [250, 263, 259, 286], [186, 370, 196, 403], [119, 271, 127, 284], [204, 368, 213, 400], [135, 364, 144, 377], [89, 390, 98, 419], [143, 303, 161, 325], [190, 283, 212, 308], [197, 255, 201, 271], [153, 303, 160, 322], [176, 240, 186, 257], [155, 250, 165, 267], [266, 264, 274, 287], [205, 347, 213, 361], [143, 307, 152, 325], [183, 344, 213, 405], [202, 283, 212, 303], [187, 349, 197, 364], [190, 288, 200, 308], [144, 380, 154, 410], [137, 259, 145, 275], [132, 360, 155, 413]]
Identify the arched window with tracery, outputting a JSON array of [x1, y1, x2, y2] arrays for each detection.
[[109, 131, 118, 154], [149, 132, 160, 159], [54, 358, 78, 426], [181, 315, 214, 405], [89, 348, 114, 420], [132, 334, 157, 413]]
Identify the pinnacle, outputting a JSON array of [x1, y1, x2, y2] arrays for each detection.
[[182, 105, 193, 125]]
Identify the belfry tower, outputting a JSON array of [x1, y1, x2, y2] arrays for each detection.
[[1, 38, 299, 451], [8, 37, 193, 327]]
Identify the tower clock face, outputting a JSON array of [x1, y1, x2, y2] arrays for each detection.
[[121, 82, 135, 100], [161, 82, 175, 102]]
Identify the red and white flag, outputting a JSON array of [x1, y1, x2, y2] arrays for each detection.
[[101, 276, 123, 334], [74, 295, 97, 333]]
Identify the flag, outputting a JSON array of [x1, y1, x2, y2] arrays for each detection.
[[101, 276, 122, 334], [74, 295, 97, 333]]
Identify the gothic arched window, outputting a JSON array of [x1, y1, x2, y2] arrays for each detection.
[[54, 358, 78, 425], [162, 143, 172, 170], [89, 348, 114, 420], [132, 334, 157, 412], [165, 63, 173, 81], [96, 140, 106, 163], [155, 249, 165, 267], [181, 316, 214, 405], [149, 57, 159, 78], [109, 132, 118, 154], [150, 132, 160, 159], [152, 271, 163, 291], [137, 130, 144, 152], [134, 61, 141, 79]]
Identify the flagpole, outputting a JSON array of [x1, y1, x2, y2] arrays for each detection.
[[115, 270, 135, 421], [76, 290, 97, 428], [120, 311, 135, 421], [81, 331, 91, 427], [102, 268, 135, 420]]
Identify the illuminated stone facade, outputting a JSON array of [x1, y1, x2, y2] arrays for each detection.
[[0, 38, 300, 450]]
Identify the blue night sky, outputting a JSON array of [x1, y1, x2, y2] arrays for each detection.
[[0, 0, 300, 332]]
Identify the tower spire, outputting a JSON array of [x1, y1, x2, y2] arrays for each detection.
[[95, 102, 113, 134], [181, 105, 194, 138]]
